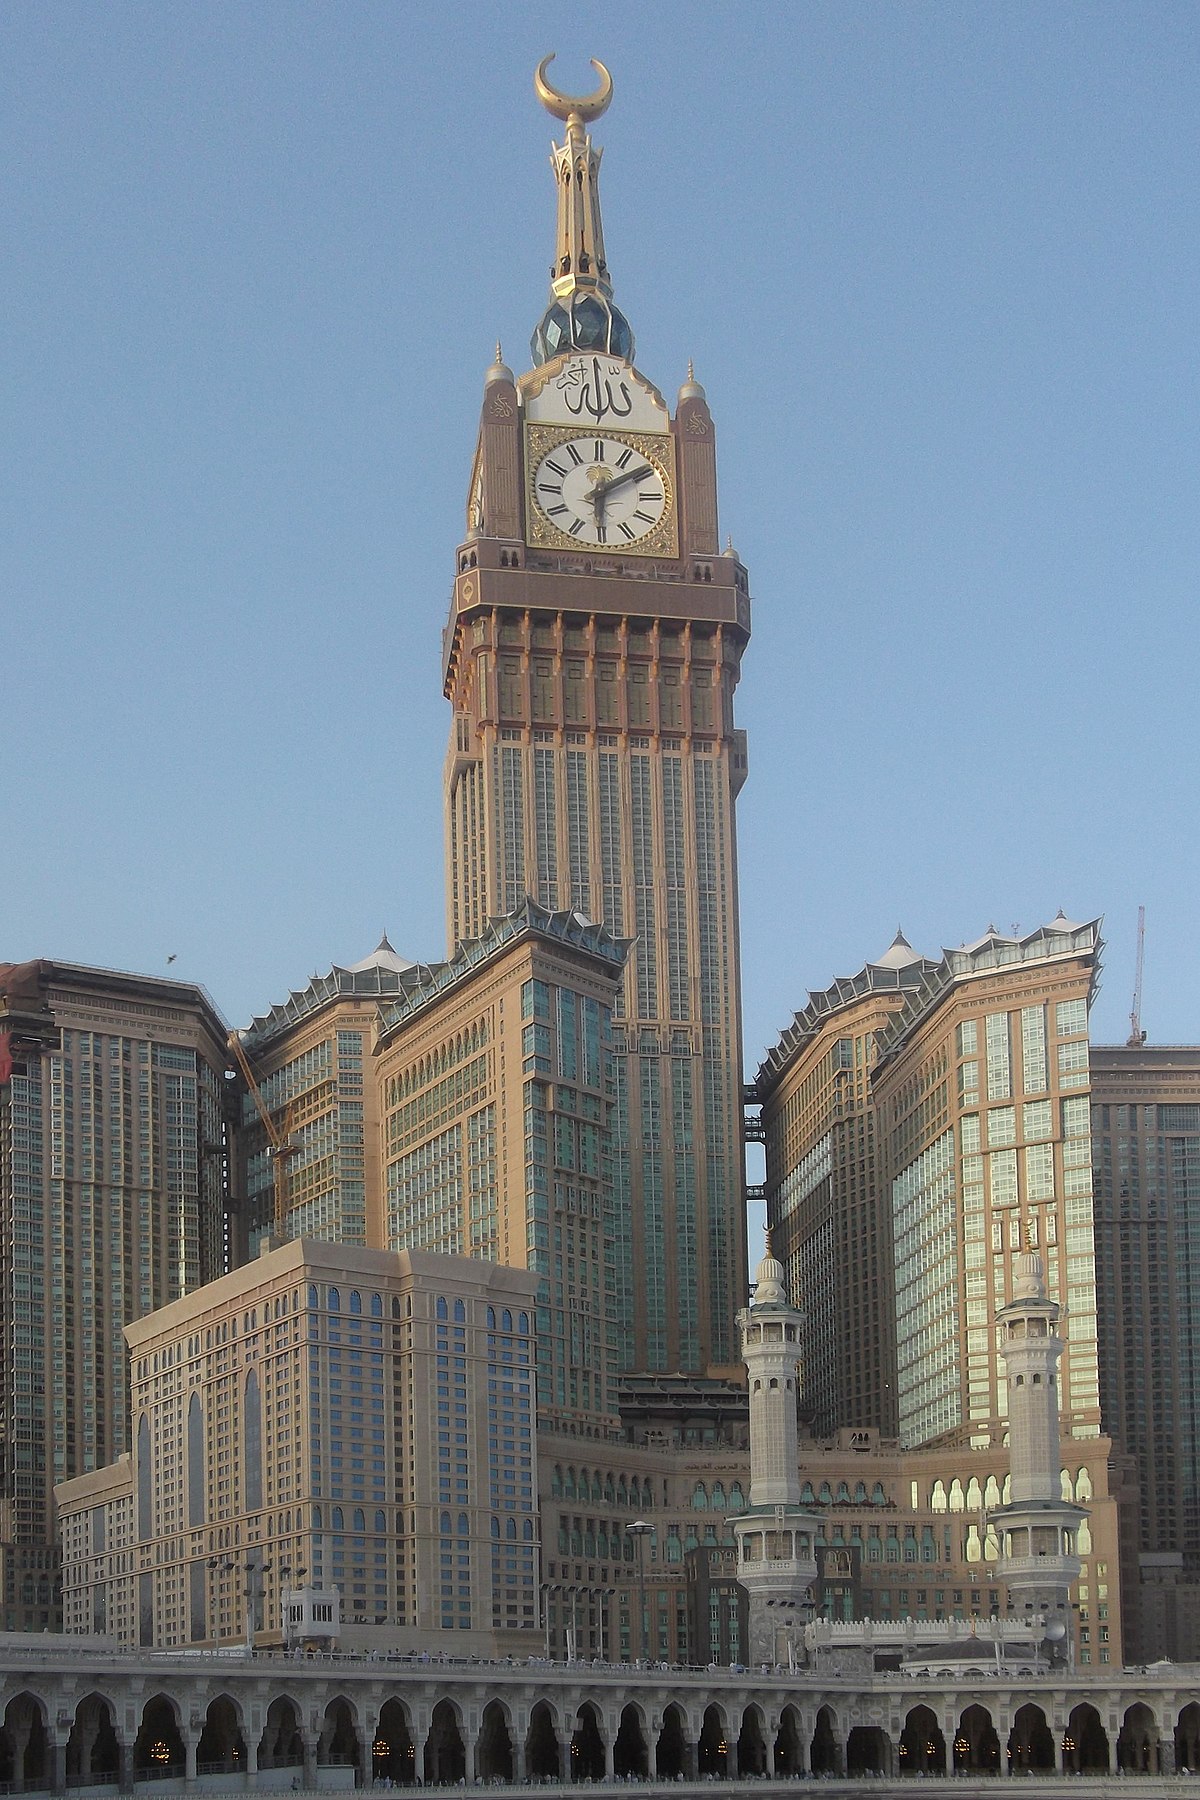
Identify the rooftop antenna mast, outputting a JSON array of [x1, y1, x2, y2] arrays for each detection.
[[1127, 906, 1147, 1047]]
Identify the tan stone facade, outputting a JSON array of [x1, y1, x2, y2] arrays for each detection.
[[57, 1238, 538, 1655], [0, 959, 227, 1630], [375, 904, 626, 1436], [871, 919, 1103, 1451]]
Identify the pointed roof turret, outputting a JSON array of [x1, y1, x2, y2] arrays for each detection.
[[348, 933, 414, 976], [872, 928, 923, 971], [529, 56, 635, 367]]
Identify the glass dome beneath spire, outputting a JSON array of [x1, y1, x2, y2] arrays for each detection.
[[530, 292, 634, 367]]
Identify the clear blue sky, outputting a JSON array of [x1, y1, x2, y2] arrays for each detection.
[[3, 2, 1197, 1064]]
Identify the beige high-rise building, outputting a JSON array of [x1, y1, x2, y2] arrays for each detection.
[[755, 931, 937, 1435], [57, 1237, 539, 1655], [232, 937, 414, 1256], [374, 900, 628, 1434], [441, 63, 751, 1378], [0, 958, 227, 1630], [232, 902, 628, 1437], [871, 916, 1103, 1453]]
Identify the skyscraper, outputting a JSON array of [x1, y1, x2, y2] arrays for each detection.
[[869, 917, 1105, 1450], [441, 60, 751, 1377], [0, 958, 227, 1629], [755, 931, 937, 1435], [1090, 1042, 1200, 1659]]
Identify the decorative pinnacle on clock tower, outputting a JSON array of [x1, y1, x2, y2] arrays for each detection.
[[530, 56, 634, 366], [991, 1243, 1085, 1666]]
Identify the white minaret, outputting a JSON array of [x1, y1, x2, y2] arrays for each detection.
[[991, 1246, 1085, 1665], [729, 1235, 822, 1666]]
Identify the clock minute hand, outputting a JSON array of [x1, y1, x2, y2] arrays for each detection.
[[599, 461, 654, 500]]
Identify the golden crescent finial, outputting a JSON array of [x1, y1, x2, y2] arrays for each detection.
[[535, 54, 613, 126]]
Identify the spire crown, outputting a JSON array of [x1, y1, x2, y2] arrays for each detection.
[[751, 1229, 788, 1307], [530, 56, 634, 368]]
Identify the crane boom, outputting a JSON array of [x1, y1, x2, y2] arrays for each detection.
[[228, 1030, 295, 1240], [1128, 906, 1147, 1047]]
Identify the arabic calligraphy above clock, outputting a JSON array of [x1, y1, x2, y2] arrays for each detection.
[[523, 352, 668, 433]]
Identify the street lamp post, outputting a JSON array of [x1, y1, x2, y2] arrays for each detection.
[[279, 1563, 307, 1651], [625, 1521, 653, 1665], [241, 1556, 270, 1654]]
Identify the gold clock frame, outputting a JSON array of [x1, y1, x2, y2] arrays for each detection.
[[524, 423, 678, 559]]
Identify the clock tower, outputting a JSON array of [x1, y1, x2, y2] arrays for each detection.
[[443, 59, 751, 1378]]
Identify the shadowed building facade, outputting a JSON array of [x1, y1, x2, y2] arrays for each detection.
[[1090, 1043, 1200, 1660], [755, 931, 937, 1436], [0, 959, 227, 1630]]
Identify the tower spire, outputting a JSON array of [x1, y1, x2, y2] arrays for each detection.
[[530, 56, 634, 366]]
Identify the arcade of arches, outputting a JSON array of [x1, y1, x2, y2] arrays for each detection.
[[2, 1660, 1200, 1789]]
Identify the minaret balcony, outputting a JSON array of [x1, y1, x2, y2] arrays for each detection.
[[997, 1551, 1082, 1584]]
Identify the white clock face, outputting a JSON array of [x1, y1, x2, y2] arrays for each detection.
[[530, 434, 669, 548]]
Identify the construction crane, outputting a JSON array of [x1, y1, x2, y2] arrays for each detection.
[[1128, 906, 1147, 1047], [228, 1030, 296, 1241]]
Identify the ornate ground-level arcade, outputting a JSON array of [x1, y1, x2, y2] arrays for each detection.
[[1, 1642, 1199, 1792]]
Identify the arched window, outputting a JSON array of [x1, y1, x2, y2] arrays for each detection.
[[440, 1511, 451, 1535], [312, 1505, 322, 1529], [491, 1517, 500, 1539], [692, 1483, 708, 1510], [457, 1513, 469, 1538], [328, 1287, 340, 1312], [931, 1480, 948, 1513], [371, 1294, 383, 1318], [872, 1483, 887, 1504], [244, 1368, 262, 1511], [801, 1482, 816, 1504], [353, 1509, 365, 1532], [332, 1507, 344, 1531], [391, 1298, 401, 1318], [454, 1298, 466, 1322], [487, 1307, 496, 1328], [819, 1482, 833, 1505], [308, 1285, 319, 1309], [519, 1311, 529, 1334], [137, 1415, 153, 1541], [187, 1391, 205, 1527], [375, 1510, 386, 1532], [436, 1297, 448, 1320], [502, 1309, 513, 1331], [506, 1517, 517, 1540], [949, 1479, 966, 1512], [711, 1482, 726, 1510], [349, 1290, 362, 1315], [854, 1481, 867, 1503], [836, 1481, 851, 1503], [728, 1484, 745, 1510], [524, 1519, 534, 1542]]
